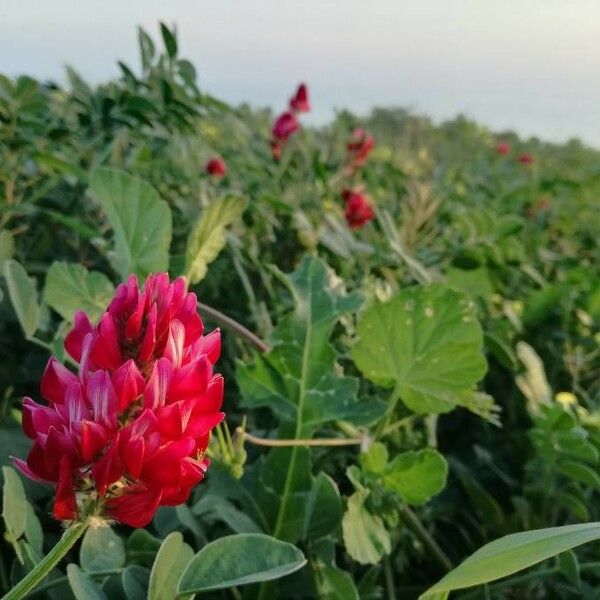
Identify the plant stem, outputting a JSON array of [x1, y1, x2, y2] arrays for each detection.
[[384, 556, 397, 600], [399, 504, 453, 572], [1, 521, 89, 600], [242, 430, 362, 447], [196, 302, 271, 353]]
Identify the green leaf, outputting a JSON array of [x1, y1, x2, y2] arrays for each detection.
[[89, 167, 172, 280], [420, 522, 600, 598], [259, 447, 312, 542], [557, 550, 580, 588], [177, 533, 306, 594], [3, 259, 40, 338], [138, 27, 155, 71], [160, 22, 178, 58], [383, 448, 448, 505], [556, 460, 600, 489], [185, 196, 246, 284], [238, 256, 381, 433], [352, 284, 487, 413], [122, 565, 150, 600], [342, 490, 391, 565], [315, 565, 359, 599], [360, 442, 389, 475], [24, 503, 43, 557], [0, 230, 15, 268], [126, 529, 162, 568], [80, 525, 125, 572], [197, 498, 263, 534], [67, 564, 107, 600], [2, 467, 27, 540], [148, 532, 193, 600], [44, 262, 115, 322], [447, 267, 493, 300], [303, 473, 342, 539]]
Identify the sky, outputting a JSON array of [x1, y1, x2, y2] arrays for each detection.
[[2, 0, 600, 146]]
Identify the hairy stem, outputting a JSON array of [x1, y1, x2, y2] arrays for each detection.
[[1, 521, 89, 600], [399, 504, 453, 572], [242, 430, 362, 447], [197, 301, 271, 353]]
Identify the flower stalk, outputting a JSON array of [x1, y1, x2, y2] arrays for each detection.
[[1, 521, 89, 600]]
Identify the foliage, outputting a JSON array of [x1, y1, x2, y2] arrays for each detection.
[[1, 22, 600, 600]]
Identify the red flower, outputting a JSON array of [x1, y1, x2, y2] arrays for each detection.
[[272, 111, 300, 141], [342, 189, 375, 229], [206, 157, 227, 177], [347, 128, 375, 168], [496, 142, 510, 155], [518, 153, 534, 165], [15, 274, 224, 527], [289, 83, 310, 113]]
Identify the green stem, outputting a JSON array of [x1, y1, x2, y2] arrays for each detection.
[[196, 302, 270, 353], [375, 386, 402, 441], [384, 556, 397, 600], [1, 521, 88, 600], [399, 504, 453, 572]]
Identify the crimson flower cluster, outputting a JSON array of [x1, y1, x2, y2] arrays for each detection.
[[340, 127, 376, 229], [342, 188, 375, 229], [496, 141, 535, 166], [270, 83, 310, 160], [206, 156, 227, 177], [15, 274, 224, 527]]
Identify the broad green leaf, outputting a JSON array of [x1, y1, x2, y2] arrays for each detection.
[[420, 522, 600, 598], [148, 531, 193, 600], [44, 261, 115, 322], [24, 503, 43, 557], [89, 167, 172, 280], [314, 564, 359, 600], [352, 284, 487, 413], [126, 529, 162, 568], [177, 533, 306, 594], [67, 564, 107, 600], [260, 447, 312, 542], [238, 256, 381, 434], [237, 258, 383, 545], [80, 525, 125, 572], [2, 467, 27, 540], [341, 490, 391, 565], [3, 259, 40, 338], [122, 565, 150, 600], [185, 196, 246, 284], [303, 473, 342, 539], [196, 498, 263, 534], [383, 448, 448, 505]]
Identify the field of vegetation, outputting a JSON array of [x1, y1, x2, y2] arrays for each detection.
[[1, 24, 600, 600]]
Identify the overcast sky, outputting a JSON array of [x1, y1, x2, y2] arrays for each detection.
[[2, 0, 599, 146]]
